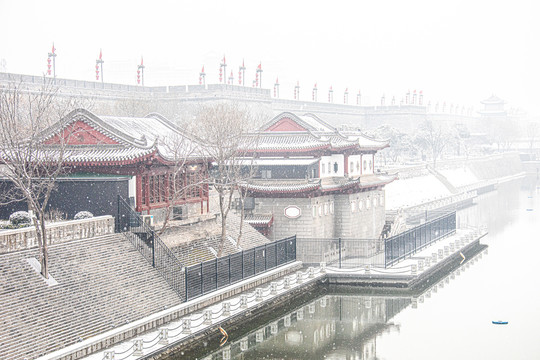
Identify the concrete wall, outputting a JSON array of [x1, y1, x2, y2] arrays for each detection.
[[334, 190, 385, 239], [254, 189, 386, 241], [0, 215, 114, 254]]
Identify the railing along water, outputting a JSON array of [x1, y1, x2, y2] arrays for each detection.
[[385, 211, 456, 267], [116, 196, 185, 300], [295, 211, 456, 269], [185, 236, 296, 301]]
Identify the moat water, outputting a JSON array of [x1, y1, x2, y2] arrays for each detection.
[[166, 176, 540, 360]]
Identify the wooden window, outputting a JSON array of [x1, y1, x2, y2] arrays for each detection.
[[159, 175, 166, 202], [149, 176, 155, 203], [168, 174, 174, 200], [141, 175, 147, 206]]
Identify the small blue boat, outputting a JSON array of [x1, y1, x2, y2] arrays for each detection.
[[492, 320, 508, 325]]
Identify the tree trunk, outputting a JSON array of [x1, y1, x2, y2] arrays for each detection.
[[237, 196, 245, 249], [218, 213, 227, 257], [34, 214, 49, 279]]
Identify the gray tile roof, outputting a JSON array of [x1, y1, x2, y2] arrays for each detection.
[[242, 174, 397, 194], [39, 109, 205, 164]]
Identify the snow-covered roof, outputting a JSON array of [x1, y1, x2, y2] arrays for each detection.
[[235, 157, 319, 166], [297, 113, 337, 133], [40, 109, 205, 164], [242, 174, 396, 196], [481, 94, 505, 104], [244, 214, 274, 226], [250, 112, 388, 154]]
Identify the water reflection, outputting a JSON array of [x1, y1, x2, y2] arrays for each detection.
[[202, 250, 487, 360]]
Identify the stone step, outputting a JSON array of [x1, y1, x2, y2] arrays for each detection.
[[0, 232, 182, 360]]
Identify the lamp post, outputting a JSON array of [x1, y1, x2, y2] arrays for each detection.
[[239, 60, 246, 86], [256, 62, 262, 88], [96, 49, 104, 86], [199, 66, 206, 85], [47, 43, 56, 84], [137, 57, 145, 86]]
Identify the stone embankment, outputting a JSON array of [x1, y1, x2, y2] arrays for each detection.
[[384, 153, 526, 212], [74, 228, 487, 360]]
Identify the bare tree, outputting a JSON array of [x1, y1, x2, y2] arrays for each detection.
[[414, 120, 453, 167], [155, 129, 207, 235], [192, 103, 259, 256], [236, 155, 258, 248], [0, 82, 77, 278]]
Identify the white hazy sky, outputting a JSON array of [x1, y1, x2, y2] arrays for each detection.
[[1, 0, 539, 115]]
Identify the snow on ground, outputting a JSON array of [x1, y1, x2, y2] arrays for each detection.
[[439, 167, 479, 188], [385, 173, 452, 210]]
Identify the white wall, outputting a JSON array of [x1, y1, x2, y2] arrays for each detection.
[[129, 176, 137, 207], [361, 154, 375, 175], [348, 155, 362, 176], [320, 154, 345, 178]]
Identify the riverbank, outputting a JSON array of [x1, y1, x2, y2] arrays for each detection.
[[72, 226, 487, 360], [384, 153, 525, 211]]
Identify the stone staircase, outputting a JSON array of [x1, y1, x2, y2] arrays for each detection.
[[0, 233, 182, 360]]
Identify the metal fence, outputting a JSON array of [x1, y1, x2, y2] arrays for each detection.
[[296, 211, 457, 269], [296, 238, 385, 268], [116, 196, 186, 300], [385, 211, 456, 267], [185, 236, 296, 301]]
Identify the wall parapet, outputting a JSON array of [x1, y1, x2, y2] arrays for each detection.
[[0, 215, 114, 254]]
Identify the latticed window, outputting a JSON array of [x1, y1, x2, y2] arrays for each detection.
[[168, 174, 174, 200], [149, 176, 155, 203], [141, 175, 147, 205]]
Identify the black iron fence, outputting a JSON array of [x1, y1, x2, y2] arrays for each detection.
[[385, 211, 456, 267], [296, 238, 385, 268], [116, 196, 186, 300], [185, 236, 296, 301], [296, 211, 456, 269]]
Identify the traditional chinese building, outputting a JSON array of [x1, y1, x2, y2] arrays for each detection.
[[4, 108, 210, 220], [239, 112, 396, 239]]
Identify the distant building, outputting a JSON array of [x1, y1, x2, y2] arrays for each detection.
[[478, 94, 507, 119], [238, 112, 396, 240]]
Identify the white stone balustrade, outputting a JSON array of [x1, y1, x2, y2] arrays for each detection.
[[158, 328, 169, 345], [255, 288, 264, 301], [182, 319, 191, 334], [0, 215, 114, 254], [240, 295, 248, 308], [271, 282, 278, 295], [222, 302, 231, 317], [203, 310, 212, 325]]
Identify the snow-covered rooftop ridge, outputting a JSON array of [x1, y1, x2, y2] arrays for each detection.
[[40, 108, 205, 161]]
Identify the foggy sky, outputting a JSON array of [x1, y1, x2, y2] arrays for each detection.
[[1, 0, 538, 116]]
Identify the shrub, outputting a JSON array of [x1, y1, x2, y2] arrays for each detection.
[[9, 211, 32, 226], [74, 211, 94, 220]]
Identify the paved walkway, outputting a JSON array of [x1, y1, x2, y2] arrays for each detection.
[[326, 227, 487, 279]]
